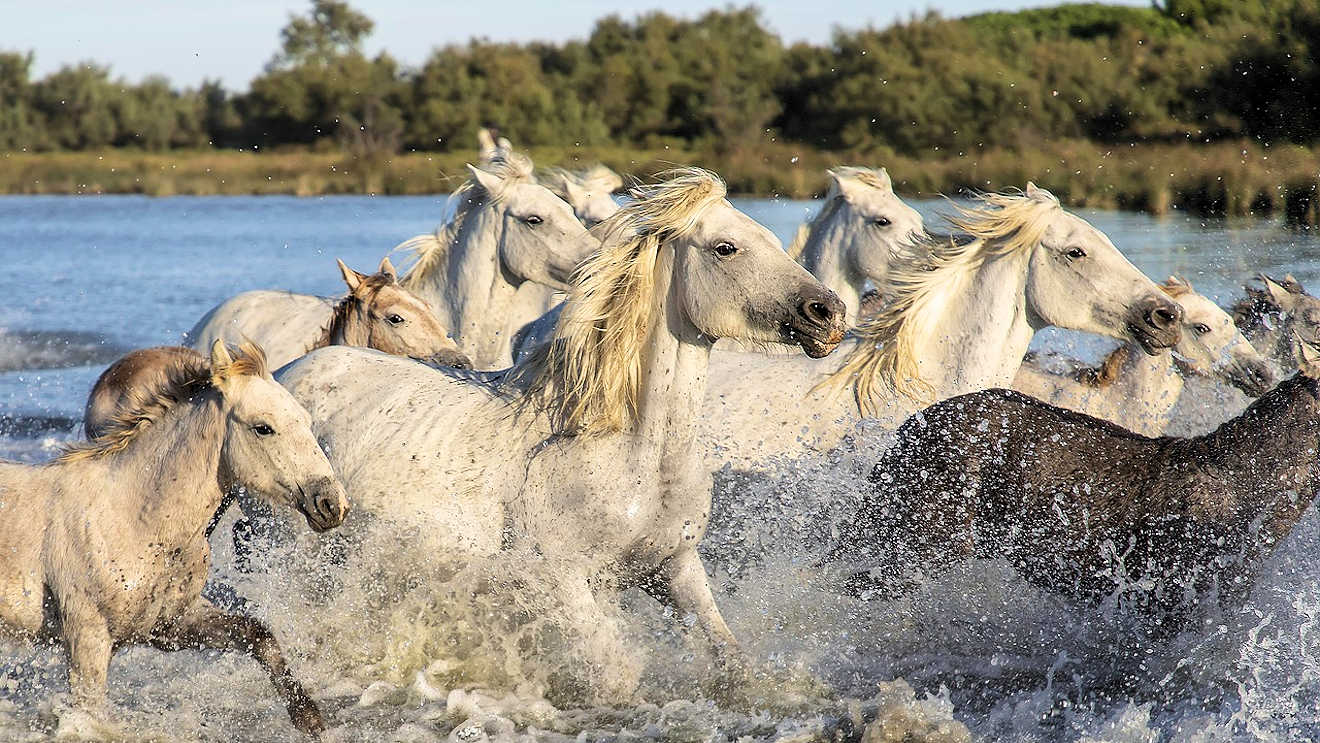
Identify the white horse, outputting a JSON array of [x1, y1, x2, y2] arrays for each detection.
[[392, 154, 601, 369], [787, 166, 925, 324], [0, 341, 348, 735], [186, 256, 469, 370], [540, 165, 624, 227], [701, 184, 1185, 466], [509, 165, 627, 336], [1014, 276, 1273, 436], [275, 169, 846, 682], [509, 166, 926, 362]]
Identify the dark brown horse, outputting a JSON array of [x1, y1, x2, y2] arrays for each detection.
[[828, 337, 1320, 634]]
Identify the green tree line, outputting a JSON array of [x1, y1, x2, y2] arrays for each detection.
[[1, 0, 1318, 157]]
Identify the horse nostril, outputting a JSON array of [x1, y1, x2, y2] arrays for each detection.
[[1148, 305, 1179, 329], [800, 299, 831, 327]]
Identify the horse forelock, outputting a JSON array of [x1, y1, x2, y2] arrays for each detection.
[[519, 167, 726, 435]]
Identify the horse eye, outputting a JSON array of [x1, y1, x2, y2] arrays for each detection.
[[713, 241, 737, 257], [1194, 323, 1211, 335], [1066, 247, 1087, 259], [873, 217, 892, 227], [251, 423, 275, 437], [524, 215, 543, 225], [386, 313, 405, 325]]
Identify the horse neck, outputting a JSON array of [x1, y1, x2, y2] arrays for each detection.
[[100, 393, 227, 543], [1202, 374, 1320, 535], [1110, 346, 1181, 410], [421, 208, 521, 368], [800, 215, 864, 323], [632, 247, 712, 447], [910, 248, 1035, 400]]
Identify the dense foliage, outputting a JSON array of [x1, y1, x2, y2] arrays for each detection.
[[1, 0, 1318, 157]]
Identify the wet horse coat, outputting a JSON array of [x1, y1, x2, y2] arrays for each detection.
[[831, 353, 1320, 633]]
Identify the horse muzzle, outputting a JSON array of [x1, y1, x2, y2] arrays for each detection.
[[1128, 295, 1183, 355], [1224, 356, 1275, 397], [782, 286, 848, 358], [296, 477, 350, 533], [416, 349, 473, 371]]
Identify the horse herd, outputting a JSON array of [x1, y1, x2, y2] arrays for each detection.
[[3, 136, 1320, 737]]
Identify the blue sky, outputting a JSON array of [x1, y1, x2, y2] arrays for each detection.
[[5, 0, 1148, 88]]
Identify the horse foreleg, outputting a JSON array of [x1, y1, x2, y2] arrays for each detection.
[[152, 601, 324, 736], [644, 547, 745, 674], [60, 601, 112, 712]]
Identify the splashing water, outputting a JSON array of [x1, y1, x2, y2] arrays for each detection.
[[3, 196, 1320, 740]]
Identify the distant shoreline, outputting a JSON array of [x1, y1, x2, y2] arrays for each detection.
[[2, 141, 1316, 225]]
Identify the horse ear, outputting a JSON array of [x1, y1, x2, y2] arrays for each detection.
[[828, 169, 865, 203], [562, 177, 588, 205], [875, 167, 893, 191], [338, 258, 364, 293], [1262, 275, 1299, 310], [377, 256, 398, 284], [466, 163, 506, 195], [209, 339, 233, 387], [1298, 335, 1320, 379], [1025, 182, 1058, 204]]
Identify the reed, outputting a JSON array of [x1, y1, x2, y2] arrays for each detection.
[[1, 140, 1316, 225]]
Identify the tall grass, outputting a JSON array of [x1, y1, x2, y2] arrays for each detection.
[[1, 140, 1316, 225]]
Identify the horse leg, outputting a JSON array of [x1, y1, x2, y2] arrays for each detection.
[[60, 601, 112, 712], [151, 600, 324, 736], [642, 547, 745, 676]]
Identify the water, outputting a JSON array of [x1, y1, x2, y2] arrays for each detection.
[[2, 194, 1320, 741]]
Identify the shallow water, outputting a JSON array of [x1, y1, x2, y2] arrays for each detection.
[[2, 194, 1320, 741]]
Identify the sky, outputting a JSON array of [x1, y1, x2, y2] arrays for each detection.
[[4, 0, 1149, 89]]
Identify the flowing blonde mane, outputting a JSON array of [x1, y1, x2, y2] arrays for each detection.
[[397, 153, 536, 290], [817, 189, 1062, 413], [519, 168, 727, 435], [60, 343, 269, 462]]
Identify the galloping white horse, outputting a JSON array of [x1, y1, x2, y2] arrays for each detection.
[[186, 256, 468, 370], [1014, 276, 1273, 435], [701, 183, 1185, 466], [393, 154, 601, 369], [276, 169, 846, 678], [787, 166, 925, 324]]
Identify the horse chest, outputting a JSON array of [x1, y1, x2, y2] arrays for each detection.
[[520, 436, 709, 562], [89, 537, 210, 639]]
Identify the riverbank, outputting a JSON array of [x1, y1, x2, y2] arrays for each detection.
[[2, 140, 1316, 224]]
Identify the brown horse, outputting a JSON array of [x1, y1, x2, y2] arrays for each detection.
[[828, 333, 1320, 635], [0, 341, 348, 735]]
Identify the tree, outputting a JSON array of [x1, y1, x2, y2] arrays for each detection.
[[268, 0, 373, 70]]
